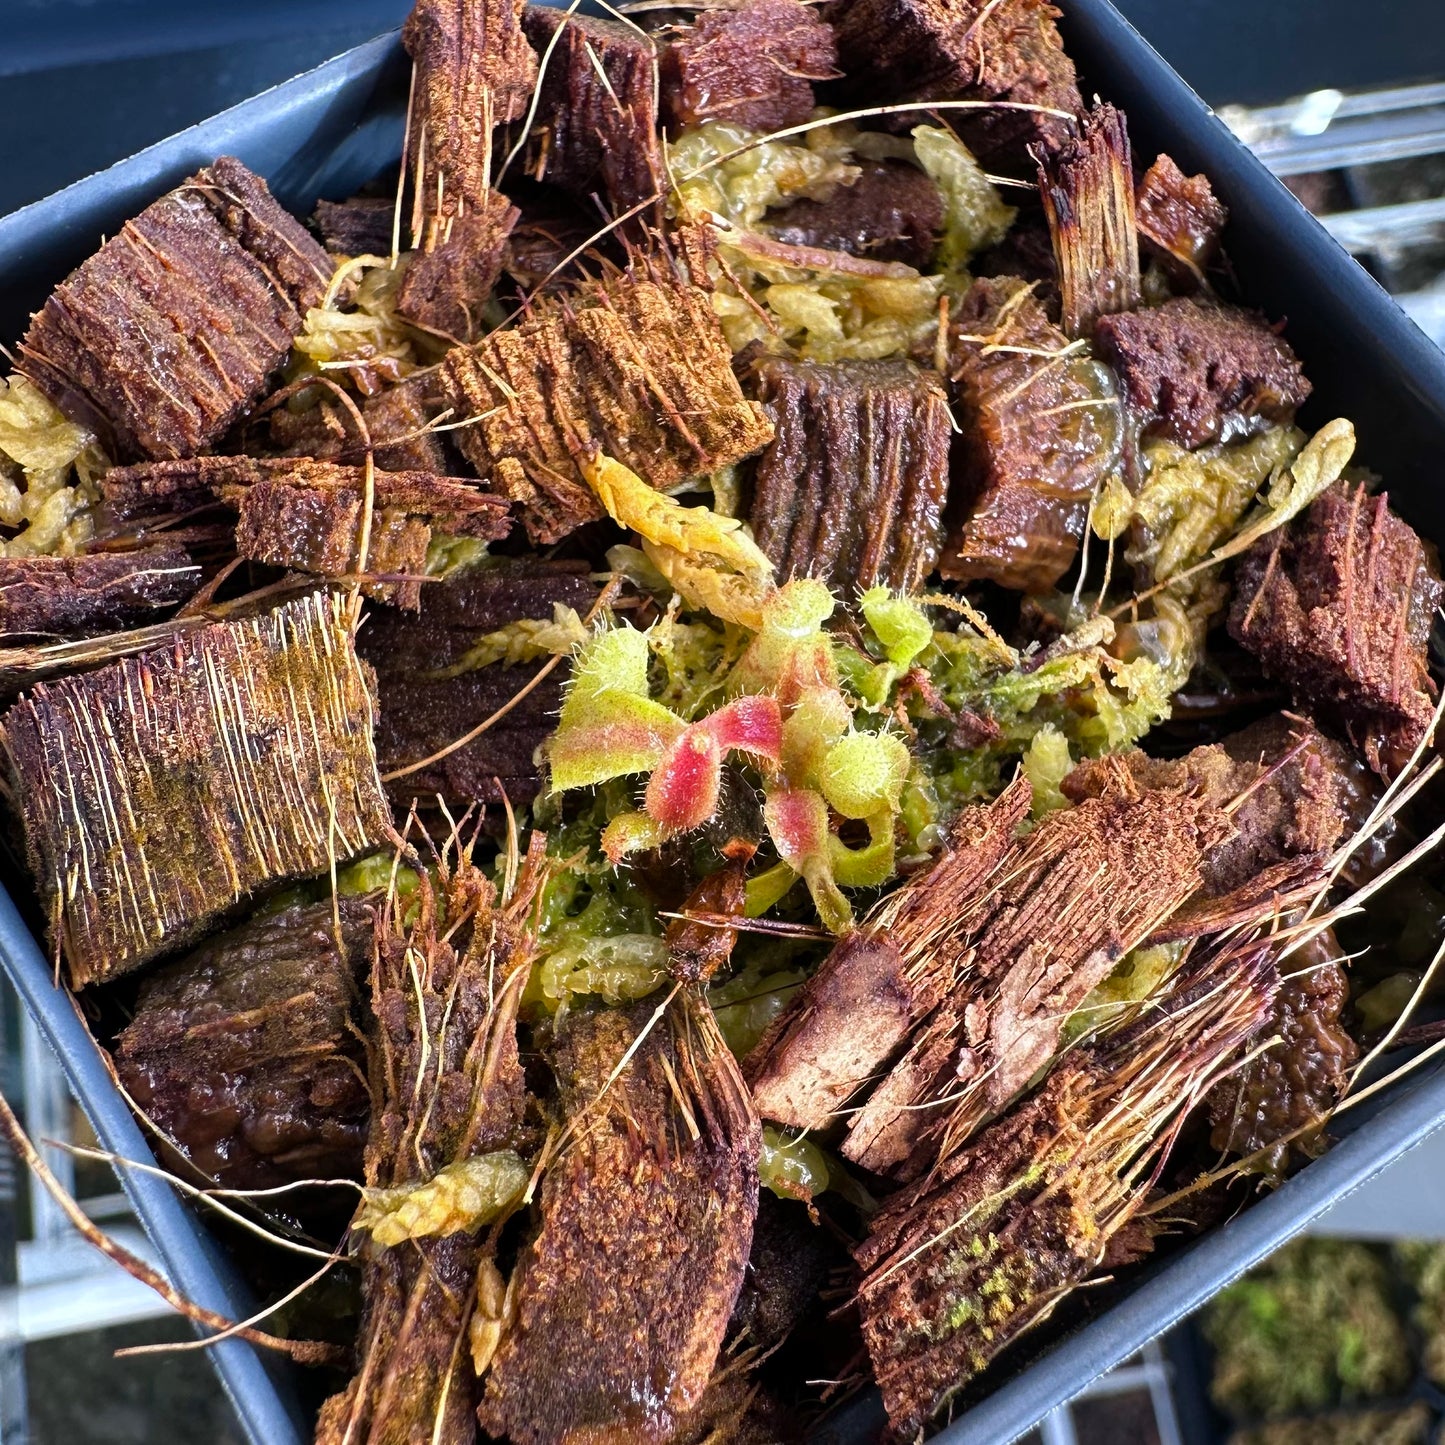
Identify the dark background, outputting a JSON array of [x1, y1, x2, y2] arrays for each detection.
[[3, 0, 1444, 218]]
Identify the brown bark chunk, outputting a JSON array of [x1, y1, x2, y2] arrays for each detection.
[[661, 0, 838, 133], [826, 0, 1080, 161], [403, 0, 537, 221], [1062, 713, 1351, 899], [398, 0, 535, 340], [1, 591, 391, 985], [441, 261, 773, 543], [359, 558, 597, 813], [942, 275, 1122, 592], [319, 850, 544, 1445], [1094, 296, 1311, 449], [854, 943, 1276, 1439], [768, 161, 944, 271], [0, 546, 199, 640], [1229, 482, 1443, 778], [520, 7, 663, 217], [19, 158, 329, 462], [267, 370, 451, 475], [843, 766, 1230, 1177], [394, 194, 519, 343], [480, 997, 759, 1445], [218, 460, 510, 608], [747, 355, 951, 594], [319, 1237, 481, 1445], [1207, 926, 1357, 1180], [100, 455, 237, 527], [102, 453, 510, 606], [113, 899, 371, 1192], [747, 778, 1031, 1130], [1135, 154, 1228, 288], [313, 196, 396, 257]]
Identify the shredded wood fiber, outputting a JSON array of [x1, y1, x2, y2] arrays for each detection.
[[318, 841, 546, 1445], [854, 940, 1278, 1437], [842, 762, 1230, 1176], [1039, 102, 1140, 339]]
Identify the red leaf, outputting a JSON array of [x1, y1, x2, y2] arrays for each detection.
[[645, 728, 723, 832], [704, 694, 783, 760]]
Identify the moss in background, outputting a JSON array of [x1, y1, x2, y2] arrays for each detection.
[[1228, 1402, 1432, 1445], [1395, 1241, 1445, 1388], [1205, 1238, 1411, 1419]]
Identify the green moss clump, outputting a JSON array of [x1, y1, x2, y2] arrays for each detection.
[[1205, 1239, 1411, 1420]]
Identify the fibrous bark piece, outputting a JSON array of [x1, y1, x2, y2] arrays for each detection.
[[318, 843, 546, 1445], [99, 455, 233, 527], [101, 454, 510, 606], [398, 0, 535, 341], [942, 275, 1123, 592], [855, 942, 1277, 1440], [219, 460, 510, 608], [19, 157, 330, 462], [358, 558, 598, 811], [768, 161, 944, 271], [1207, 926, 1358, 1180], [0, 546, 199, 640], [1038, 102, 1140, 339], [825, 0, 1080, 161], [748, 356, 951, 594], [1094, 296, 1311, 450], [520, 7, 663, 217], [267, 370, 451, 474], [479, 995, 760, 1445], [1062, 713, 1351, 900], [395, 191, 520, 343], [842, 765, 1230, 1177], [441, 260, 773, 543], [1135, 154, 1228, 289], [113, 899, 371, 1191], [1229, 481, 1443, 778], [403, 0, 537, 221], [661, 0, 838, 133], [747, 777, 1031, 1131], [313, 196, 396, 257], [1, 590, 391, 986]]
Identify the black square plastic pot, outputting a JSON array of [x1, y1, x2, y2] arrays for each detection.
[[2, 8, 1445, 1444]]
